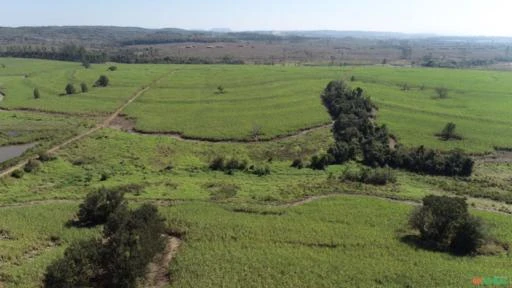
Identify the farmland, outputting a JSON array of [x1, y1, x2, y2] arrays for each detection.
[[1, 57, 512, 287]]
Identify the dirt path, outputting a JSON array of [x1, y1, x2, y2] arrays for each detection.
[[0, 71, 176, 179], [111, 116, 333, 144], [143, 236, 182, 288]]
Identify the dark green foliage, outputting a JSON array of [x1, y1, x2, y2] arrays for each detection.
[[108, 66, 118, 71], [341, 167, 396, 185], [435, 87, 449, 99], [10, 169, 24, 179], [249, 165, 271, 176], [81, 82, 89, 93], [23, 159, 41, 173], [45, 203, 166, 288], [65, 83, 76, 95], [291, 159, 304, 169], [94, 75, 109, 87], [217, 85, 225, 94], [309, 154, 332, 170], [225, 158, 248, 171], [437, 122, 462, 140], [82, 59, 91, 68], [75, 188, 125, 227], [350, 75, 356, 82], [33, 88, 40, 99], [102, 204, 166, 288], [389, 146, 474, 177], [409, 195, 487, 255], [319, 80, 473, 177], [38, 152, 56, 162], [43, 239, 103, 288], [209, 156, 225, 171]]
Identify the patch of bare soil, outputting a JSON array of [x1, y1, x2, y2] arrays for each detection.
[[475, 149, 512, 163], [143, 236, 182, 288], [109, 114, 136, 132], [388, 136, 397, 150]]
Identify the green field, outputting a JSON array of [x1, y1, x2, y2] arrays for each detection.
[[1, 58, 512, 288]]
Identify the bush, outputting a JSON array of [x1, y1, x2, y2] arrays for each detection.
[[209, 156, 247, 173], [291, 159, 304, 169], [43, 239, 103, 287], [38, 152, 56, 162], [249, 165, 271, 176], [409, 195, 487, 254], [435, 87, 448, 98], [33, 88, 40, 99], [10, 169, 24, 179], [209, 156, 225, 171], [341, 167, 396, 185], [108, 66, 118, 71], [23, 159, 41, 173], [81, 82, 89, 93], [45, 203, 166, 288], [75, 188, 125, 227], [436, 122, 462, 140], [65, 83, 76, 95], [309, 154, 332, 170], [94, 75, 109, 87]]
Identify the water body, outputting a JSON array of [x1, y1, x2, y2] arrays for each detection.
[[0, 143, 37, 163]]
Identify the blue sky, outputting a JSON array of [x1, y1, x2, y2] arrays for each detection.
[[2, 0, 511, 36]]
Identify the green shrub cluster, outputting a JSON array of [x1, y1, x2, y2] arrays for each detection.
[[44, 192, 166, 288], [409, 195, 487, 255], [209, 156, 270, 176], [320, 80, 474, 177], [341, 167, 397, 185], [75, 188, 125, 227]]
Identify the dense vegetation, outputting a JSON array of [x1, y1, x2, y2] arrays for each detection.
[[320, 80, 474, 176], [44, 192, 166, 288]]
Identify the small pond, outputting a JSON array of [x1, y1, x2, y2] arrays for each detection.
[[0, 143, 37, 163]]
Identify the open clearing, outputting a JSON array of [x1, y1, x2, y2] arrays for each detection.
[[1, 58, 512, 287]]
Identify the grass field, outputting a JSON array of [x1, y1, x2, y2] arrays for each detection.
[[1, 58, 511, 151], [1, 58, 512, 288]]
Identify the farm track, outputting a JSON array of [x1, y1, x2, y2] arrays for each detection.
[[144, 236, 182, 288], [0, 71, 176, 179], [111, 116, 333, 144], [0, 192, 511, 216]]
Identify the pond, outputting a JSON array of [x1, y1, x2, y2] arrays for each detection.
[[0, 143, 37, 163]]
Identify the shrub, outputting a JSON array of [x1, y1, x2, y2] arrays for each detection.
[[309, 154, 332, 170], [65, 83, 76, 95], [33, 88, 40, 99], [249, 165, 271, 176], [10, 169, 24, 179], [23, 159, 41, 173], [224, 158, 247, 171], [43, 239, 103, 287], [209, 156, 225, 171], [81, 82, 89, 93], [217, 85, 225, 94], [38, 152, 56, 162], [108, 66, 118, 71], [409, 195, 487, 254], [341, 167, 396, 185], [75, 188, 126, 227], [291, 159, 304, 169], [436, 122, 462, 140], [94, 75, 109, 87], [350, 75, 356, 82], [435, 87, 449, 99]]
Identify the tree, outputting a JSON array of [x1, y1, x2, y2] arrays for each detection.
[[33, 88, 40, 99], [409, 195, 487, 254], [437, 122, 461, 140], [94, 75, 109, 87], [65, 83, 76, 95], [81, 82, 89, 93], [435, 87, 448, 99], [75, 188, 126, 227], [82, 59, 91, 69]]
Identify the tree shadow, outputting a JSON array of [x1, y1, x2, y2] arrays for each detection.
[[399, 234, 441, 253]]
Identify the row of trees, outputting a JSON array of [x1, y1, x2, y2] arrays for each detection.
[[64, 75, 109, 95], [44, 188, 167, 288], [0, 45, 107, 63], [318, 80, 474, 177]]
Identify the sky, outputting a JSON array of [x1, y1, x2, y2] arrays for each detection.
[[2, 0, 512, 37]]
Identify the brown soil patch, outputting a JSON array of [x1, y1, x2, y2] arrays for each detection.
[[143, 236, 182, 288]]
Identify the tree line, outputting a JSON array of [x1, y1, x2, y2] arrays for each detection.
[[318, 80, 474, 177]]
